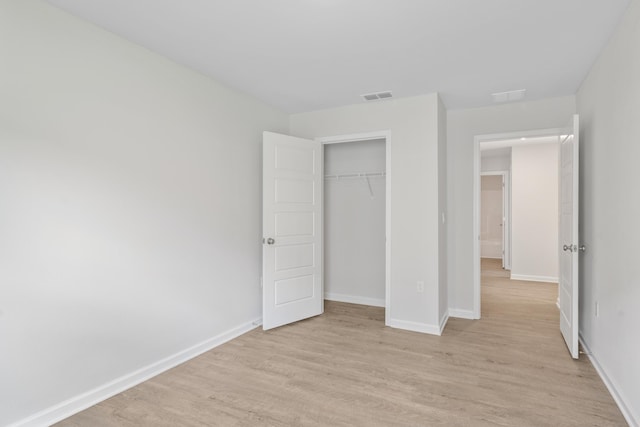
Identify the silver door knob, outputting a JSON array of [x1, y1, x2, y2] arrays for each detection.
[[266, 238, 275, 245], [579, 245, 586, 252], [563, 244, 572, 252]]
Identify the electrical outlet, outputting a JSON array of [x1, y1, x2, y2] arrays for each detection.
[[417, 281, 424, 293]]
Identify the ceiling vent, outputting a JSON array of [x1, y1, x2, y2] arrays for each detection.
[[362, 91, 393, 101], [491, 89, 526, 103]]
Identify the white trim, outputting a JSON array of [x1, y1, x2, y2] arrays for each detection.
[[9, 318, 262, 427], [386, 318, 442, 336], [325, 292, 385, 308], [316, 130, 392, 325], [510, 274, 558, 283], [448, 309, 477, 320], [579, 335, 639, 427], [439, 311, 449, 335], [318, 130, 389, 145], [473, 127, 562, 319]]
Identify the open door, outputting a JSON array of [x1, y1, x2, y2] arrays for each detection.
[[262, 131, 323, 330], [559, 115, 580, 359]]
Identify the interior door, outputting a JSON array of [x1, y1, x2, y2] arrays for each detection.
[[559, 115, 580, 359], [262, 131, 323, 330]]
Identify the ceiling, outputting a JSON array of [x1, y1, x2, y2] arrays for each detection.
[[47, 0, 630, 113]]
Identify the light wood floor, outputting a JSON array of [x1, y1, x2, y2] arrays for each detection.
[[58, 259, 626, 426]]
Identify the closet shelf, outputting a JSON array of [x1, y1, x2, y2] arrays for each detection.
[[324, 171, 386, 180]]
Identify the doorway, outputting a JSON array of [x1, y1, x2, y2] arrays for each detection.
[[318, 131, 391, 322], [473, 129, 562, 318], [323, 139, 386, 308], [480, 171, 510, 270]]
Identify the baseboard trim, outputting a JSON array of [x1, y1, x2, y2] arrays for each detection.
[[448, 308, 477, 320], [579, 334, 639, 427], [324, 292, 385, 308], [439, 311, 449, 335], [10, 317, 263, 427], [386, 318, 442, 336], [510, 273, 558, 283]]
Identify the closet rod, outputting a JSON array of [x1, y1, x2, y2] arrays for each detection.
[[324, 171, 386, 180]]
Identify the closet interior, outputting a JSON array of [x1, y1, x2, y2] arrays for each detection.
[[323, 138, 386, 308]]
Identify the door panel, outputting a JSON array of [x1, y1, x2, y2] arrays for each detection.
[[559, 115, 580, 359], [263, 131, 323, 330]]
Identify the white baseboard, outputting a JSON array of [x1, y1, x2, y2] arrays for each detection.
[[448, 308, 477, 319], [579, 334, 639, 427], [510, 273, 558, 283], [439, 312, 449, 335], [386, 318, 442, 336], [325, 292, 385, 308], [10, 318, 263, 427]]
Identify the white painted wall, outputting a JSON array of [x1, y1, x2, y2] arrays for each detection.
[[0, 2, 288, 425], [437, 97, 448, 326], [324, 139, 386, 306], [577, 0, 640, 423], [447, 96, 575, 316], [481, 151, 511, 172], [510, 144, 559, 282], [480, 176, 503, 259], [291, 94, 446, 333]]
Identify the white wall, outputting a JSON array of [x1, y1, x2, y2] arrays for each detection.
[[577, 0, 640, 423], [480, 175, 503, 259], [291, 94, 446, 333], [481, 151, 511, 172], [510, 144, 558, 282], [0, 1, 288, 425], [447, 96, 575, 316], [437, 97, 448, 326], [324, 139, 386, 305]]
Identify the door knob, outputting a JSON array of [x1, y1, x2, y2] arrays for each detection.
[[266, 238, 275, 245], [563, 244, 573, 252], [579, 245, 586, 252]]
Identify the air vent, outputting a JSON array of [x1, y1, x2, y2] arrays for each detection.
[[361, 91, 393, 101], [491, 89, 526, 103]]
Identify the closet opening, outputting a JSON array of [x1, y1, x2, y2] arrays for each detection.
[[319, 132, 391, 322]]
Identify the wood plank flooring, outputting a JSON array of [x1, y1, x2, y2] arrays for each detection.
[[57, 259, 626, 426]]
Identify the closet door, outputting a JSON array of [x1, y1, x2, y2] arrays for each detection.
[[262, 131, 323, 330]]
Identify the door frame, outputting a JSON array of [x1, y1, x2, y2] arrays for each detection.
[[480, 170, 510, 270], [473, 127, 561, 319], [316, 130, 392, 323]]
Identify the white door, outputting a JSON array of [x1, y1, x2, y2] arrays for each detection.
[[262, 131, 323, 330], [559, 115, 580, 359]]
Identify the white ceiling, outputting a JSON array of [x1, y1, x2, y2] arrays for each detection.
[[47, 0, 630, 113]]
